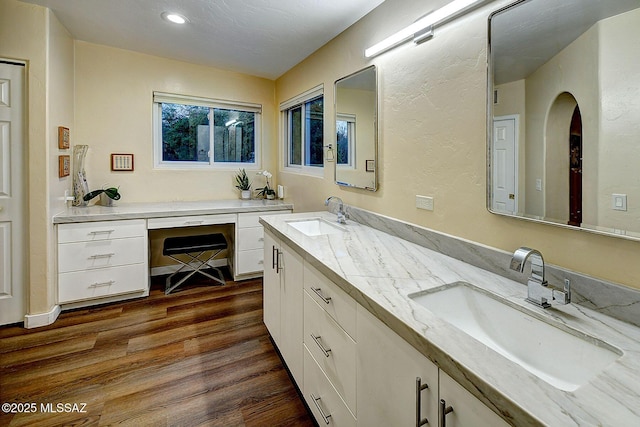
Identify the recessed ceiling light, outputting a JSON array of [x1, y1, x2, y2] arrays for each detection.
[[161, 12, 188, 24]]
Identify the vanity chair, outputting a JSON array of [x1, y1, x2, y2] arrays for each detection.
[[162, 233, 228, 294]]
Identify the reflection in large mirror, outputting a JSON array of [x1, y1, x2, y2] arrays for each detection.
[[488, 0, 640, 240], [335, 65, 377, 191]]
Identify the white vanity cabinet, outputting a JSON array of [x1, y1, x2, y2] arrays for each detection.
[[264, 236, 509, 427], [57, 219, 148, 305], [356, 305, 439, 427], [236, 211, 290, 278], [357, 304, 509, 427], [303, 264, 357, 424], [262, 229, 304, 385]]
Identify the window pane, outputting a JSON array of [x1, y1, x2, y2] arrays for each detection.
[[161, 103, 210, 162], [306, 98, 324, 167], [213, 108, 256, 163], [290, 107, 302, 165], [336, 120, 349, 165]]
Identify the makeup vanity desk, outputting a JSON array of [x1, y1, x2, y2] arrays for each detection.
[[53, 199, 293, 309]]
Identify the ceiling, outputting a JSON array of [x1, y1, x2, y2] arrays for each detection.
[[491, 0, 639, 85], [20, 0, 386, 80]]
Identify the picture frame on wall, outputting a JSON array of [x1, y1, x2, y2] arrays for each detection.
[[111, 153, 134, 171], [58, 155, 70, 177], [58, 126, 70, 149], [365, 159, 375, 172]]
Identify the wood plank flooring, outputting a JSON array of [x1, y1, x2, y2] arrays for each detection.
[[0, 273, 315, 427]]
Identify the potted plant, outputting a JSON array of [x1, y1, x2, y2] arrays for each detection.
[[234, 168, 252, 199], [256, 170, 276, 199], [83, 186, 121, 207]]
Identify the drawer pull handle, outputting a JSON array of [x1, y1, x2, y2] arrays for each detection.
[[310, 334, 331, 357], [184, 220, 204, 225], [311, 287, 331, 304], [310, 394, 332, 425], [258, 237, 264, 242], [416, 377, 430, 427], [89, 280, 115, 288], [88, 253, 115, 259], [258, 260, 264, 265], [439, 399, 454, 427], [88, 230, 114, 235]]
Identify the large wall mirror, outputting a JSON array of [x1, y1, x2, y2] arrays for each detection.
[[488, 0, 640, 240], [334, 65, 378, 191]]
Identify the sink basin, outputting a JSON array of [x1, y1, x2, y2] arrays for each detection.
[[409, 282, 622, 391], [287, 218, 346, 236]]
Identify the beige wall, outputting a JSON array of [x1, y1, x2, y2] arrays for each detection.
[[276, 0, 640, 290], [597, 9, 640, 231], [73, 42, 278, 203], [0, 0, 70, 315]]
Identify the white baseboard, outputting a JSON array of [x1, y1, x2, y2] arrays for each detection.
[[150, 259, 228, 277], [24, 305, 61, 329]]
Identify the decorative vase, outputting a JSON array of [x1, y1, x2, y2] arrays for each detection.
[[72, 145, 89, 206], [241, 190, 251, 200], [266, 194, 275, 200]]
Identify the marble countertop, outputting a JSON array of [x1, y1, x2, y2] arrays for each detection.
[[261, 211, 640, 426], [53, 199, 294, 224]]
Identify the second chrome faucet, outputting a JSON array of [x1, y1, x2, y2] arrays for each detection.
[[325, 196, 347, 224], [510, 247, 571, 308]]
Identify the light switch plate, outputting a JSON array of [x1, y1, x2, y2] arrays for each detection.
[[416, 195, 434, 211], [612, 194, 627, 211]]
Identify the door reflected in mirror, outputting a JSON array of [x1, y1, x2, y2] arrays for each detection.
[[334, 65, 377, 191], [488, 0, 640, 240]]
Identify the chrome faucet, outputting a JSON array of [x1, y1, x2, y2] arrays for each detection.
[[325, 196, 347, 224], [510, 247, 571, 308]]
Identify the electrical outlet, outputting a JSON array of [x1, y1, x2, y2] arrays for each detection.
[[416, 195, 434, 211]]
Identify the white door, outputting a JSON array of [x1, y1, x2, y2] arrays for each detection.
[[0, 62, 26, 325], [492, 116, 518, 213]]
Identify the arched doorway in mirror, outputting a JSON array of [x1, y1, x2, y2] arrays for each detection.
[[545, 92, 582, 227], [568, 106, 583, 226]]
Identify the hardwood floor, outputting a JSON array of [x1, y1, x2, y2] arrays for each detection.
[[0, 273, 315, 427]]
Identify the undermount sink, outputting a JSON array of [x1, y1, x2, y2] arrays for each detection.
[[409, 282, 622, 391], [286, 218, 346, 236]]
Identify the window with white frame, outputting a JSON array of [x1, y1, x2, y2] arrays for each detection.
[[280, 85, 324, 173], [153, 92, 261, 168], [336, 113, 355, 167]]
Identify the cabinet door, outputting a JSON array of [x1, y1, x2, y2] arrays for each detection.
[[262, 231, 280, 344], [279, 242, 304, 385], [357, 305, 439, 427], [439, 371, 509, 427]]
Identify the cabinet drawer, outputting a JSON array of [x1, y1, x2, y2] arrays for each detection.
[[238, 227, 264, 251], [304, 349, 356, 427], [238, 210, 291, 228], [304, 264, 356, 339], [59, 263, 147, 304], [58, 219, 146, 243], [304, 292, 356, 413], [58, 237, 147, 273], [236, 249, 264, 275], [147, 214, 236, 230]]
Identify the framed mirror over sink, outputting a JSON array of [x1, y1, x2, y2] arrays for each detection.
[[487, 0, 640, 241], [334, 65, 378, 191]]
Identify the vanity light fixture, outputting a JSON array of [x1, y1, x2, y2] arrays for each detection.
[[161, 12, 188, 24], [364, 0, 485, 58]]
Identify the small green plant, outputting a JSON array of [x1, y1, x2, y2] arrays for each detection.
[[234, 168, 252, 191], [83, 186, 121, 201]]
